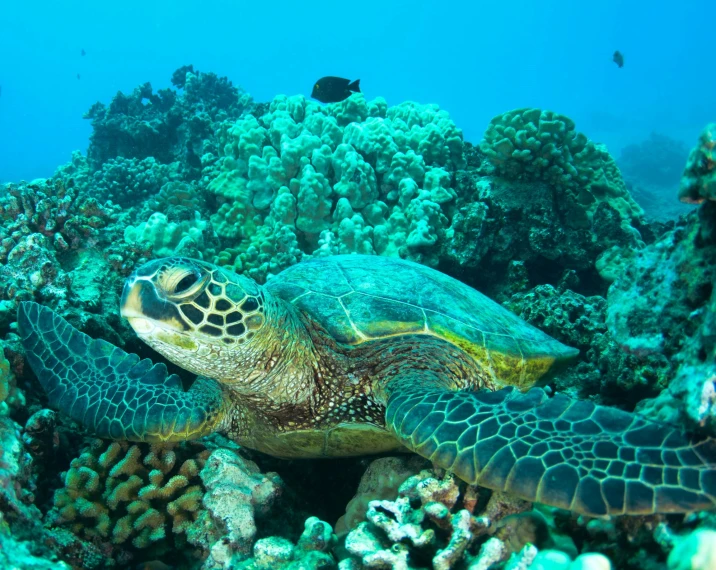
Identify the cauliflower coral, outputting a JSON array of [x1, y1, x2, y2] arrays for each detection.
[[206, 93, 465, 281]]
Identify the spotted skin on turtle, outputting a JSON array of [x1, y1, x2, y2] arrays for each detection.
[[17, 255, 716, 517]]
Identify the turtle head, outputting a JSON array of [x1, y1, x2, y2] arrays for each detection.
[[120, 257, 269, 382]]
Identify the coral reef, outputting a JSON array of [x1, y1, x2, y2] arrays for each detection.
[[0, 533, 72, 570], [124, 211, 213, 258], [1, 65, 714, 570], [479, 108, 642, 228], [606, 210, 716, 430], [49, 439, 209, 553], [45, 441, 284, 568], [505, 284, 672, 405], [89, 156, 183, 207], [0, 178, 119, 256], [441, 174, 645, 300], [207, 92, 466, 279], [678, 123, 716, 204], [84, 67, 252, 177]]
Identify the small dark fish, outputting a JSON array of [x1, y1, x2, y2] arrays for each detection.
[[613, 50, 624, 68], [81, 48, 86, 56], [76, 73, 81, 80], [311, 76, 360, 103]]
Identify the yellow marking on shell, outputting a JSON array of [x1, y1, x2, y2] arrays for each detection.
[[359, 319, 426, 339], [431, 325, 554, 389], [338, 297, 368, 341]]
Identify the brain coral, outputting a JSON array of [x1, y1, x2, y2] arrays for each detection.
[[480, 108, 642, 228], [206, 93, 465, 281]]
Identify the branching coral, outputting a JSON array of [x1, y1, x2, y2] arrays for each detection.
[[50, 439, 209, 552], [342, 470, 520, 570]]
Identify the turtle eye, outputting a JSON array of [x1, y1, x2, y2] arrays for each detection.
[[163, 267, 205, 298], [175, 273, 199, 293]]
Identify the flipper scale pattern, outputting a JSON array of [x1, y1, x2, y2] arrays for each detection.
[[387, 386, 716, 516], [18, 302, 226, 442]]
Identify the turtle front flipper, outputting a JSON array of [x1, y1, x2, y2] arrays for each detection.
[[386, 386, 716, 516], [18, 302, 228, 442]]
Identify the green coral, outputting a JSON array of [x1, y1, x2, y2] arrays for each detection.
[[480, 108, 642, 228], [208, 92, 466, 280], [678, 123, 716, 204], [50, 439, 209, 552], [123, 211, 210, 257]]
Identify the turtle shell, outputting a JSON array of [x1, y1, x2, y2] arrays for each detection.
[[266, 255, 578, 388]]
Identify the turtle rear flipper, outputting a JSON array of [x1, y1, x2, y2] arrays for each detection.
[[386, 386, 716, 516], [18, 302, 228, 442]]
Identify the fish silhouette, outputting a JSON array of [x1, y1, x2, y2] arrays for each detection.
[[613, 50, 624, 68], [311, 76, 360, 103]]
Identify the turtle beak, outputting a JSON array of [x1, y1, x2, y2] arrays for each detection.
[[120, 276, 142, 319], [120, 277, 155, 334], [120, 277, 188, 334]]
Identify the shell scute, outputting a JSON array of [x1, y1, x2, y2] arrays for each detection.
[[267, 255, 578, 387]]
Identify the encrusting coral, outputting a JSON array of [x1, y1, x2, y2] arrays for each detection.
[[0, 178, 119, 256]]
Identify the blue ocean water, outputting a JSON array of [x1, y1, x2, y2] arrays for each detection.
[[1, 0, 714, 182]]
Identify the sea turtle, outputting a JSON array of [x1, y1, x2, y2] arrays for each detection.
[[18, 255, 716, 517]]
